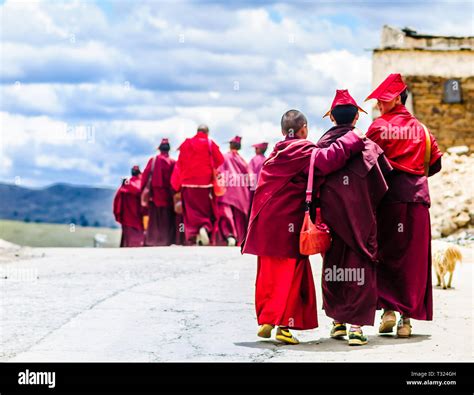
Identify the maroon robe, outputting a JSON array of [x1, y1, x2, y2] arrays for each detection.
[[367, 105, 442, 320], [113, 175, 144, 247], [316, 125, 392, 326], [241, 132, 365, 330], [217, 150, 251, 245], [241, 132, 365, 258], [141, 153, 176, 246]]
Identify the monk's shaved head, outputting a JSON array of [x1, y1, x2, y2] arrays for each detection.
[[197, 124, 209, 133], [281, 110, 307, 135]]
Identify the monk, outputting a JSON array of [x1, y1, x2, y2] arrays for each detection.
[[248, 142, 268, 195], [141, 138, 176, 246], [176, 124, 224, 245], [217, 136, 251, 246], [317, 90, 392, 346], [241, 109, 366, 344], [366, 74, 443, 337], [113, 165, 145, 247]]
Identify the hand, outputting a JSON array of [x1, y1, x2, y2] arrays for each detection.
[[352, 128, 366, 138]]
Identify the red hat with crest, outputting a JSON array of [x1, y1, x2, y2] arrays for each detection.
[[365, 73, 407, 102], [323, 89, 367, 118]]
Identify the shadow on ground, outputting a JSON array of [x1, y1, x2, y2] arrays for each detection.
[[235, 334, 431, 353]]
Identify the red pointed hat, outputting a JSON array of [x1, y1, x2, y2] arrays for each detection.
[[365, 73, 407, 102], [323, 89, 367, 118], [252, 142, 268, 149], [229, 135, 242, 144]]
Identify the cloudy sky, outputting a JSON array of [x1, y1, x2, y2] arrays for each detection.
[[1, 0, 472, 188]]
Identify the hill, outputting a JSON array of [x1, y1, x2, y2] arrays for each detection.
[[0, 182, 117, 228], [0, 220, 120, 248]]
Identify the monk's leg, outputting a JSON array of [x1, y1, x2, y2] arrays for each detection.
[[217, 202, 237, 245], [144, 202, 160, 246], [120, 226, 125, 247], [122, 225, 144, 247], [181, 187, 214, 242], [154, 206, 175, 246], [231, 206, 249, 246], [255, 256, 317, 331], [322, 234, 377, 327], [377, 202, 433, 321]]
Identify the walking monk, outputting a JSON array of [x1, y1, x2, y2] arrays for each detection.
[[248, 142, 268, 196], [217, 136, 251, 246], [141, 138, 176, 246], [241, 109, 366, 344], [365, 74, 442, 337], [317, 90, 392, 346], [113, 165, 145, 247], [176, 124, 224, 245]]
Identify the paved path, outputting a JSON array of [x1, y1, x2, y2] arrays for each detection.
[[0, 246, 472, 362]]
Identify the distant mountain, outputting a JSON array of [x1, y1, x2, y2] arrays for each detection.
[[0, 182, 118, 228]]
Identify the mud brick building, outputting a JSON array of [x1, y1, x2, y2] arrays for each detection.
[[371, 25, 474, 151]]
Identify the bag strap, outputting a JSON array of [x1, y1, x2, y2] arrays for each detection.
[[306, 148, 318, 203], [420, 123, 431, 177]]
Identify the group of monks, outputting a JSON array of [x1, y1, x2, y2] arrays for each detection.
[[242, 73, 442, 346], [114, 73, 442, 347], [113, 128, 267, 248]]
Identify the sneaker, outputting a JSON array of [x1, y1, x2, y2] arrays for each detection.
[[330, 322, 347, 339], [257, 324, 274, 339], [227, 236, 237, 246], [275, 327, 299, 345], [196, 227, 210, 246], [378, 310, 396, 334], [348, 329, 368, 346], [397, 318, 412, 338]]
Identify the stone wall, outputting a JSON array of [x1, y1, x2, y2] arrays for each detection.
[[404, 75, 474, 151]]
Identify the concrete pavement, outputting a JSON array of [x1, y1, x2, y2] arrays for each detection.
[[0, 246, 472, 362]]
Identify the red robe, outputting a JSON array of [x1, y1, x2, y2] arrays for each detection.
[[317, 125, 392, 326], [176, 132, 224, 242], [141, 153, 176, 246], [217, 151, 251, 245], [367, 105, 443, 320], [242, 132, 365, 330], [113, 175, 144, 247]]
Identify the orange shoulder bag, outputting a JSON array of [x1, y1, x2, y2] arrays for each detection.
[[299, 148, 332, 256]]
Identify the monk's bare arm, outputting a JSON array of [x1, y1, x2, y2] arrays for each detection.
[[313, 130, 365, 176]]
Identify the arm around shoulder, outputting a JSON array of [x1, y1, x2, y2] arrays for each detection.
[[313, 130, 366, 176]]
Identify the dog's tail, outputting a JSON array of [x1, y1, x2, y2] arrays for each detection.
[[446, 245, 463, 265]]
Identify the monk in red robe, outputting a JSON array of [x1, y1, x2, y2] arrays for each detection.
[[366, 74, 443, 338], [141, 138, 176, 246], [317, 90, 392, 346], [113, 166, 145, 247], [170, 163, 186, 245], [176, 124, 224, 245], [217, 136, 251, 246], [249, 142, 268, 195], [241, 109, 366, 344]]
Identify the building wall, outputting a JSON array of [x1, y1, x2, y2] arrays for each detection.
[[372, 49, 474, 150], [404, 75, 474, 151]]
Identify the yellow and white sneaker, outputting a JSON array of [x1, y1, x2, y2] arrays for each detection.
[[257, 324, 274, 338], [275, 327, 299, 345]]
